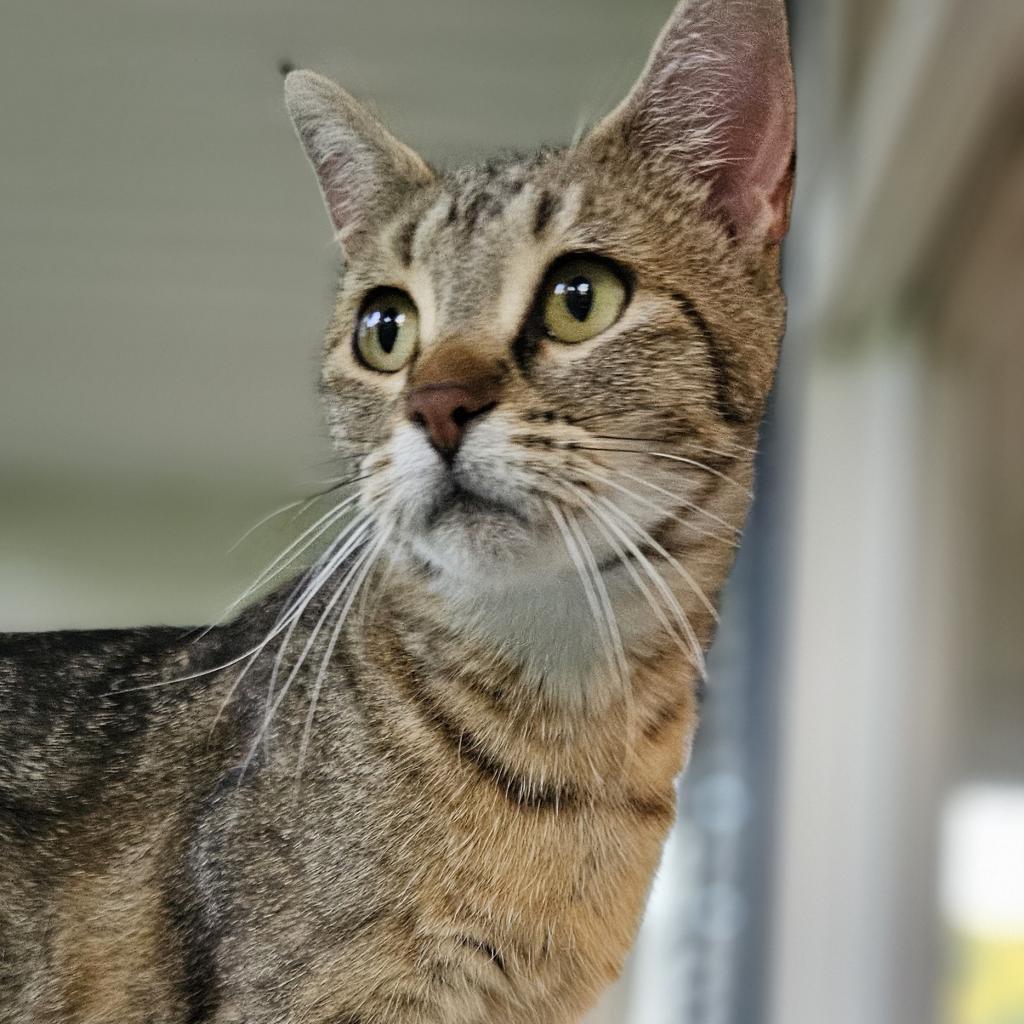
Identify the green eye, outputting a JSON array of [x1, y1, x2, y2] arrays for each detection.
[[354, 289, 419, 372], [542, 256, 628, 344]]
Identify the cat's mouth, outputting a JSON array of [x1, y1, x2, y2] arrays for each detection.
[[423, 479, 527, 530], [385, 420, 550, 579]]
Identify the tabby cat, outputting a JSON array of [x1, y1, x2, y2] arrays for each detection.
[[0, 1, 795, 1020]]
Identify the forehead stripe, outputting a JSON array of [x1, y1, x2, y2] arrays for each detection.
[[395, 191, 456, 270], [460, 190, 491, 236], [532, 190, 558, 238], [394, 215, 418, 268]]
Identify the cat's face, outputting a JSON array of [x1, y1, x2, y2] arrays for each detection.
[[319, 153, 782, 588], [286, 0, 794, 593]]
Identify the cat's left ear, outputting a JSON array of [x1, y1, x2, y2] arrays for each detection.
[[284, 70, 433, 248], [587, 0, 796, 245]]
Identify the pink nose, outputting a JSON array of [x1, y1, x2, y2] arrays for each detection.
[[405, 384, 496, 459]]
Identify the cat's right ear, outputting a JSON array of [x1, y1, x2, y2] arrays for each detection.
[[284, 70, 433, 248]]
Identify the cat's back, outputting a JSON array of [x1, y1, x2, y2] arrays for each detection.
[[0, 578, 387, 835], [0, 626, 191, 817]]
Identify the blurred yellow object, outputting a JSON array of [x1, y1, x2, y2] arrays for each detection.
[[947, 931, 1024, 1024]]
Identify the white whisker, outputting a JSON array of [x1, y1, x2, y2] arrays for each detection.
[[564, 510, 630, 690], [592, 493, 719, 624], [642, 450, 752, 493], [180, 491, 366, 651], [564, 442, 752, 495], [254, 518, 374, 735], [268, 511, 373, 630], [224, 470, 374, 558], [616, 469, 741, 536], [208, 514, 377, 733], [570, 463, 735, 547], [241, 519, 382, 769], [545, 500, 619, 699], [225, 493, 363, 616], [295, 522, 395, 782], [570, 488, 707, 678], [226, 497, 310, 554], [568, 486, 702, 673]]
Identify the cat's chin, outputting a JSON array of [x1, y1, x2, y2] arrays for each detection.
[[407, 504, 562, 589]]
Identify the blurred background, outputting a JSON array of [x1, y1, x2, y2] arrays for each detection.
[[2, 1, 1022, 1022]]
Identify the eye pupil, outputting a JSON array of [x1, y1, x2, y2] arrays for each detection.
[[377, 308, 401, 353], [562, 277, 593, 322]]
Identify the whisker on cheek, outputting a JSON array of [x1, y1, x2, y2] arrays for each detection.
[[552, 443, 753, 497], [583, 432, 753, 462], [569, 485, 708, 679], [579, 464, 741, 540]]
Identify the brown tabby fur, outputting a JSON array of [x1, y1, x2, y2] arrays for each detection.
[[0, 2, 794, 1021]]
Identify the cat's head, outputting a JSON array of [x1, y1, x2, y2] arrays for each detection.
[[285, 0, 794, 592]]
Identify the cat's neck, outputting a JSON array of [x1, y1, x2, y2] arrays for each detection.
[[359, 556, 704, 807], [381, 551, 709, 714]]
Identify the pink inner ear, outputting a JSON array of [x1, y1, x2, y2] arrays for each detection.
[[616, 0, 796, 244], [711, 82, 796, 243], [320, 151, 373, 238]]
